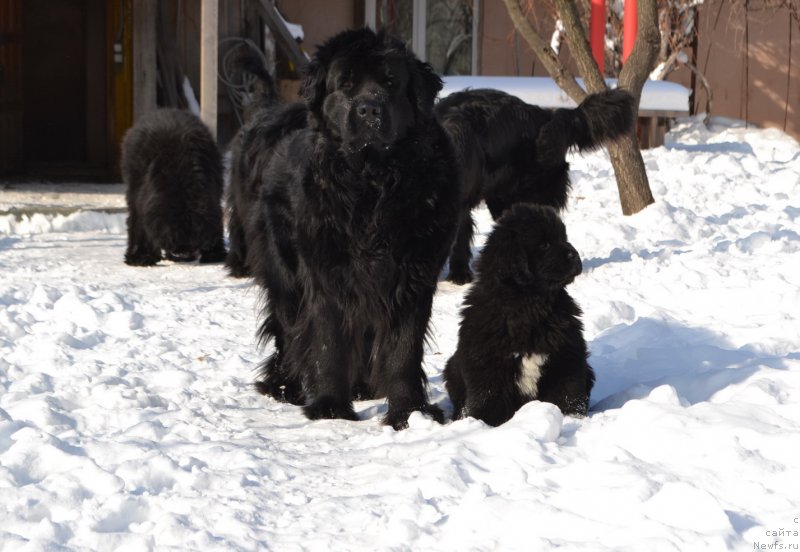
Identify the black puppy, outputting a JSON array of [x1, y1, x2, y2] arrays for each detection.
[[435, 88, 634, 283], [121, 108, 225, 266], [444, 203, 595, 426], [242, 29, 460, 429]]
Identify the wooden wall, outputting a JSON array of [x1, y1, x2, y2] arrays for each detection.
[[476, 1, 799, 140], [693, 1, 798, 139]]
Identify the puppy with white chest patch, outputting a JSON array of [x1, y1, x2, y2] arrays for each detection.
[[444, 203, 595, 426]]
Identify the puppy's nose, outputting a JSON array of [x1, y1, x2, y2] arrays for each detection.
[[566, 245, 583, 275], [356, 100, 382, 121]]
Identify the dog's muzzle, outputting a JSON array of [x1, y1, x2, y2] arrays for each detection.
[[564, 244, 583, 282], [347, 96, 393, 150]]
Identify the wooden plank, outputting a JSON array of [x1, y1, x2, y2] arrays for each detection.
[[637, 109, 689, 118], [133, 0, 157, 121], [200, 0, 218, 138]]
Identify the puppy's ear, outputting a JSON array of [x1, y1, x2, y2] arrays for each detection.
[[407, 58, 442, 118], [299, 58, 327, 116]]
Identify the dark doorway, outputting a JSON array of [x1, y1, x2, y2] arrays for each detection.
[[0, 0, 23, 175], [22, 0, 111, 179]]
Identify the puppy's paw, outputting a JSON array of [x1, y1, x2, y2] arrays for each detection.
[[303, 396, 359, 421], [384, 403, 444, 430]]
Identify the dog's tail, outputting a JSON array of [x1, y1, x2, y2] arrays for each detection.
[[236, 50, 280, 120], [536, 88, 635, 164]]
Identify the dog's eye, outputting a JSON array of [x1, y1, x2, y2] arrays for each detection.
[[539, 241, 551, 251], [339, 72, 354, 90]]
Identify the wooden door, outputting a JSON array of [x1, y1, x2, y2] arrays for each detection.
[[0, 0, 23, 175]]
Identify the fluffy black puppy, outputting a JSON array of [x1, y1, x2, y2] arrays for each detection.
[[444, 203, 595, 426], [121, 108, 226, 266], [243, 28, 460, 429], [435, 88, 634, 284]]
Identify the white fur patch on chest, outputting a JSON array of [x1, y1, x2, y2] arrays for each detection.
[[516, 353, 549, 398]]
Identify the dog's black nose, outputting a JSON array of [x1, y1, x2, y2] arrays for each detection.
[[356, 100, 382, 121], [566, 244, 583, 275]]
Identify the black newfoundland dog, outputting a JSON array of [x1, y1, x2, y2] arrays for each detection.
[[121, 108, 226, 266], [435, 88, 634, 283], [224, 56, 288, 279], [444, 203, 595, 426], [238, 28, 459, 429]]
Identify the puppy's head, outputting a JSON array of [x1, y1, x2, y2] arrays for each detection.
[[479, 203, 582, 290], [300, 28, 442, 154]]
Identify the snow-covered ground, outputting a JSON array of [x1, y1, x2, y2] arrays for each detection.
[[1, 117, 799, 551]]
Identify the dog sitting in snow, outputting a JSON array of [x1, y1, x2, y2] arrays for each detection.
[[121, 108, 226, 266], [444, 203, 595, 426]]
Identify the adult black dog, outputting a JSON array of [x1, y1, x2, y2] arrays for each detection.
[[444, 203, 595, 426], [121, 108, 226, 266], [224, 54, 286, 278], [435, 88, 634, 284], [240, 28, 460, 429]]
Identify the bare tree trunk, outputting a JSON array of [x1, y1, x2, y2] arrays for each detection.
[[607, 132, 653, 215], [503, 0, 660, 215], [612, 0, 660, 214]]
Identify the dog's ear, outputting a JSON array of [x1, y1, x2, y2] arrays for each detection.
[[407, 58, 442, 118], [299, 58, 327, 116]]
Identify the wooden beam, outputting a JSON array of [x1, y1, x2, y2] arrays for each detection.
[[132, 0, 157, 121], [201, 0, 219, 138]]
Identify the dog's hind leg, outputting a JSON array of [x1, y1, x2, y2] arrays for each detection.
[[225, 206, 250, 276], [255, 350, 304, 405], [446, 211, 475, 284], [443, 355, 467, 420], [255, 295, 305, 404], [199, 233, 227, 264], [124, 209, 161, 266]]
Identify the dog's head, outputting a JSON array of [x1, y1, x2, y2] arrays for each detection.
[[300, 28, 442, 154], [480, 203, 582, 290]]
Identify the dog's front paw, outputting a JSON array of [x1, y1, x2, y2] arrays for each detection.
[[384, 403, 444, 430], [164, 252, 197, 263], [124, 252, 160, 266], [225, 257, 251, 278], [199, 244, 227, 264], [303, 396, 359, 421]]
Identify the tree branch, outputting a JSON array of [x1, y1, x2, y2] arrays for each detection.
[[618, 0, 660, 102], [553, 0, 608, 93], [501, 0, 588, 102]]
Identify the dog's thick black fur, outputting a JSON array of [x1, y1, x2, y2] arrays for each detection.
[[435, 88, 634, 284], [444, 203, 595, 426], [122, 108, 226, 266], [224, 55, 287, 278], [241, 28, 460, 429]]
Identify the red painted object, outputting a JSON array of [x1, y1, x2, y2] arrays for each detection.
[[590, 0, 605, 74], [623, 0, 638, 63]]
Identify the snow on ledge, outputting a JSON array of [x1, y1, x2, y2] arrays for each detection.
[[440, 76, 691, 112]]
